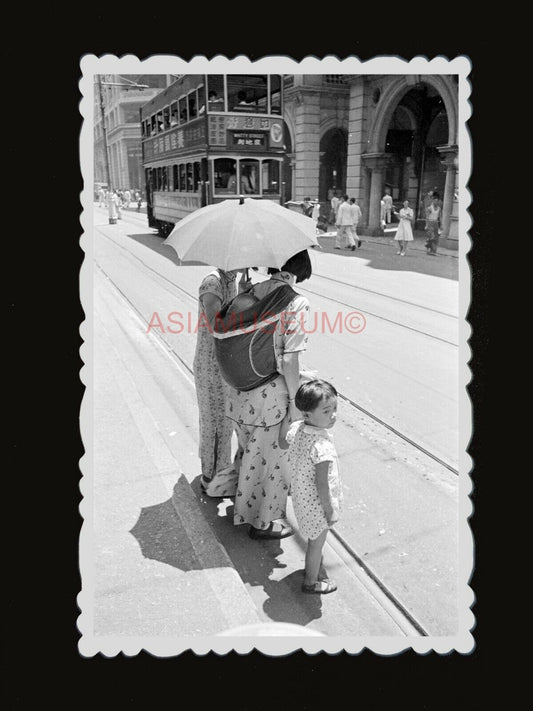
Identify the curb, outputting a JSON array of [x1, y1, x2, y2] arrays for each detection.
[[170, 474, 262, 629]]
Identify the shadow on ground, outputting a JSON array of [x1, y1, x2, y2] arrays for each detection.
[[313, 230, 458, 281], [191, 476, 324, 626]]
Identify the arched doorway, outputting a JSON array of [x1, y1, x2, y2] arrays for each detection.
[[319, 128, 348, 202], [364, 76, 457, 236], [383, 84, 449, 225]]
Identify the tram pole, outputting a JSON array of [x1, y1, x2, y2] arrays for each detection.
[[98, 75, 113, 191]]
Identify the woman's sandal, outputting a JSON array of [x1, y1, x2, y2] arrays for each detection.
[[249, 522, 294, 540], [301, 579, 337, 595]]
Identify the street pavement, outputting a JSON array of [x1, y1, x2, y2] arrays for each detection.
[[80, 205, 465, 651]]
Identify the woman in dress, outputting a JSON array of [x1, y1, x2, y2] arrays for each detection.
[[393, 200, 414, 256], [193, 267, 251, 492], [222, 250, 313, 540]]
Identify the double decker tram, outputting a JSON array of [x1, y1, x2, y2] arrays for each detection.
[[140, 74, 285, 236]]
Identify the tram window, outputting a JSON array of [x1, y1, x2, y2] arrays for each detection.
[[240, 159, 260, 194], [270, 75, 281, 115], [188, 93, 197, 120], [179, 164, 186, 191], [156, 111, 164, 133], [178, 97, 187, 124], [172, 165, 179, 190], [197, 86, 206, 115], [151, 115, 156, 135], [162, 167, 169, 191], [170, 101, 179, 126], [207, 75, 225, 111], [163, 106, 171, 130], [213, 158, 237, 194], [262, 160, 280, 194], [228, 75, 267, 113], [193, 162, 201, 191], [186, 163, 194, 192]]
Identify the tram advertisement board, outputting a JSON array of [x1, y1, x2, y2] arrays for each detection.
[[143, 120, 207, 160]]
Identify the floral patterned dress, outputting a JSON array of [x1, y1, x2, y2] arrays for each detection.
[[193, 269, 238, 480], [286, 421, 342, 540], [219, 274, 311, 530]]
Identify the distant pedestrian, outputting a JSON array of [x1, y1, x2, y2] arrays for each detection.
[[311, 200, 321, 235], [335, 195, 356, 250], [135, 190, 142, 212], [302, 197, 313, 217], [382, 189, 393, 224], [393, 200, 414, 256], [349, 198, 362, 248], [107, 189, 120, 224], [330, 193, 340, 225], [123, 189, 131, 208], [419, 189, 434, 220], [97, 187, 106, 207], [279, 379, 342, 595], [425, 193, 442, 256]]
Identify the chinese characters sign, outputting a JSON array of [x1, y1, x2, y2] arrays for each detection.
[[143, 120, 206, 159]]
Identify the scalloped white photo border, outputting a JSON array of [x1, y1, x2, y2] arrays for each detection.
[[78, 53, 474, 657]]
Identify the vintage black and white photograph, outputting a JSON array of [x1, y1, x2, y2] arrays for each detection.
[[77, 54, 473, 656]]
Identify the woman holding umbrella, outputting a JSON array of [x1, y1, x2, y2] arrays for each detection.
[[222, 250, 313, 540], [194, 267, 252, 493]]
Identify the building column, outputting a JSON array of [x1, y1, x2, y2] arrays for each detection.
[[437, 144, 458, 249], [361, 153, 392, 235], [293, 90, 321, 201]]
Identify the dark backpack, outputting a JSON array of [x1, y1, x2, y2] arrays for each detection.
[[213, 283, 297, 391]]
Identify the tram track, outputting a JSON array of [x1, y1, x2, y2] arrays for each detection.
[[96, 214, 459, 347], [95, 224, 459, 476], [94, 256, 432, 637]]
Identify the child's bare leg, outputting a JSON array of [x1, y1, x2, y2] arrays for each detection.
[[304, 529, 328, 586]]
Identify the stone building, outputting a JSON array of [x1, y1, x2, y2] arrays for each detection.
[[282, 74, 459, 249], [94, 75, 172, 195]]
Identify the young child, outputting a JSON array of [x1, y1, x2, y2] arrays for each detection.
[[279, 379, 342, 594]]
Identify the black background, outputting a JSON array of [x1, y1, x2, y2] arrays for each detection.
[[6, 15, 494, 710]]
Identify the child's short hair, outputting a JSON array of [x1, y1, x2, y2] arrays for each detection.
[[294, 379, 338, 413]]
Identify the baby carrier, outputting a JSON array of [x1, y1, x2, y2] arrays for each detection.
[[213, 283, 297, 391]]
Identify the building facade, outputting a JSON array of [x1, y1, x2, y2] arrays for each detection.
[[94, 75, 172, 195], [282, 74, 459, 248]]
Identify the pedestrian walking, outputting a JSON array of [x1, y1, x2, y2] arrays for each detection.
[[393, 200, 414, 256], [123, 189, 131, 208], [382, 189, 393, 224], [194, 267, 251, 493], [335, 195, 356, 250], [98, 187, 106, 207], [279, 379, 342, 595], [107, 189, 120, 224], [135, 190, 142, 212], [349, 197, 363, 248], [330, 193, 340, 225], [212, 250, 313, 540], [425, 193, 442, 255]]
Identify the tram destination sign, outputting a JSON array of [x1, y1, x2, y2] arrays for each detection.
[[230, 131, 266, 148]]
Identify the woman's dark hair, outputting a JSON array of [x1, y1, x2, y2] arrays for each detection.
[[267, 249, 312, 283], [295, 379, 338, 413]]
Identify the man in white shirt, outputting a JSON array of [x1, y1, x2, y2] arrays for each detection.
[[330, 194, 340, 225], [349, 198, 362, 249], [335, 195, 356, 250], [382, 189, 393, 224]]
